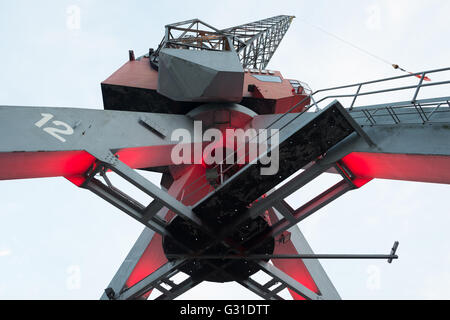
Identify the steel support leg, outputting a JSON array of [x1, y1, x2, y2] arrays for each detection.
[[100, 228, 158, 300], [257, 261, 322, 300], [99, 166, 206, 300], [117, 260, 187, 300], [238, 278, 284, 300], [155, 278, 202, 300], [272, 224, 341, 300]]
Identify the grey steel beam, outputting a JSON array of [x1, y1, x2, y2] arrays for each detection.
[[101, 167, 203, 300], [142, 201, 165, 222], [257, 261, 322, 300], [266, 207, 341, 300], [0, 106, 197, 182], [285, 226, 341, 300], [181, 256, 287, 301], [100, 227, 156, 300], [0, 106, 194, 155], [117, 260, 187, 300], [339, 121, 450, 157], [240, 179, 353, 262], [238, 278, 283, 300], [155, 278, 202, 300], [272, 202, 297, 225], [247, 162, 334, 219], [85, 178, 169, 236], [268, 180, 353, 240], [91, 151, 210, 233], [266, 283, 287, 298]]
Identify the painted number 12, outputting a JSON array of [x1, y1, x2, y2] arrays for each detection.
[[35, 113, 74, 143]]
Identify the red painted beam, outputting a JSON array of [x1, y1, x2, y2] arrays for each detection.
[[272, 239, 319, 300], [342, 152, 450, 185], [0, 151, 95, 182], [123, 165, 210, 298]]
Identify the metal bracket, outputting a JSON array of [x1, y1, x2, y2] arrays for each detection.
[[139, 116, 168, 138]]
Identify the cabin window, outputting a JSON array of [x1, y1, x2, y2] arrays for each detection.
[[252, 75, 282, 83]]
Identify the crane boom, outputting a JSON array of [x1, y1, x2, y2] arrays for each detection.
[[149, 15, 294, 70], [222, 15, 295, 69]]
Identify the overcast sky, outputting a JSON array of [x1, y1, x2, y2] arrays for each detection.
[[0, 0, 449, 300]]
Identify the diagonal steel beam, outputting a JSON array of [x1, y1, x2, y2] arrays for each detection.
[[101, 228, 157, 300], [238, 278, 284, 300], [246, 162, 334, 220], [90, 151, 211, 234], [85, 178, 169, 236], [117, 260, 187, 300], [276, 224, 341, 300], [155, 277, 203, 300], [101, 167, 206, 300], [260, 180, 353, 242], [257, 261, 321, 300]]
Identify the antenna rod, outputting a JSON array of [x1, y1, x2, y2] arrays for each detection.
[[167, 254, 399, 261], [167, 241, 400, 263]]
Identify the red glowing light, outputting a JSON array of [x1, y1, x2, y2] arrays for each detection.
[[0, 151, 95, 181], [272, 240, 320, 300], [343, 152, 450, 184]]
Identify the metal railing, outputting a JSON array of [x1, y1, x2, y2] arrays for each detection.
[[349, 97, 450, 126], [162, 67, 450, 204], [306, 67, 450, 125]]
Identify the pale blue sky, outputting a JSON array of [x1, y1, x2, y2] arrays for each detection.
[[0, 0, 449, 299]]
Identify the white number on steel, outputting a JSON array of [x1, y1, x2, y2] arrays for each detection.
[[34, 113, 54, 128], [35, 113, 74, 143]]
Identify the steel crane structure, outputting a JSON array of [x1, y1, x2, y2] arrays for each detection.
[[1, 15, 450, 300]]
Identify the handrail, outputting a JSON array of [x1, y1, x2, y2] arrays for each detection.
[[313, 67, 450, 94], [158, 67, 450, 203], [305, 67, 450, 126]]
